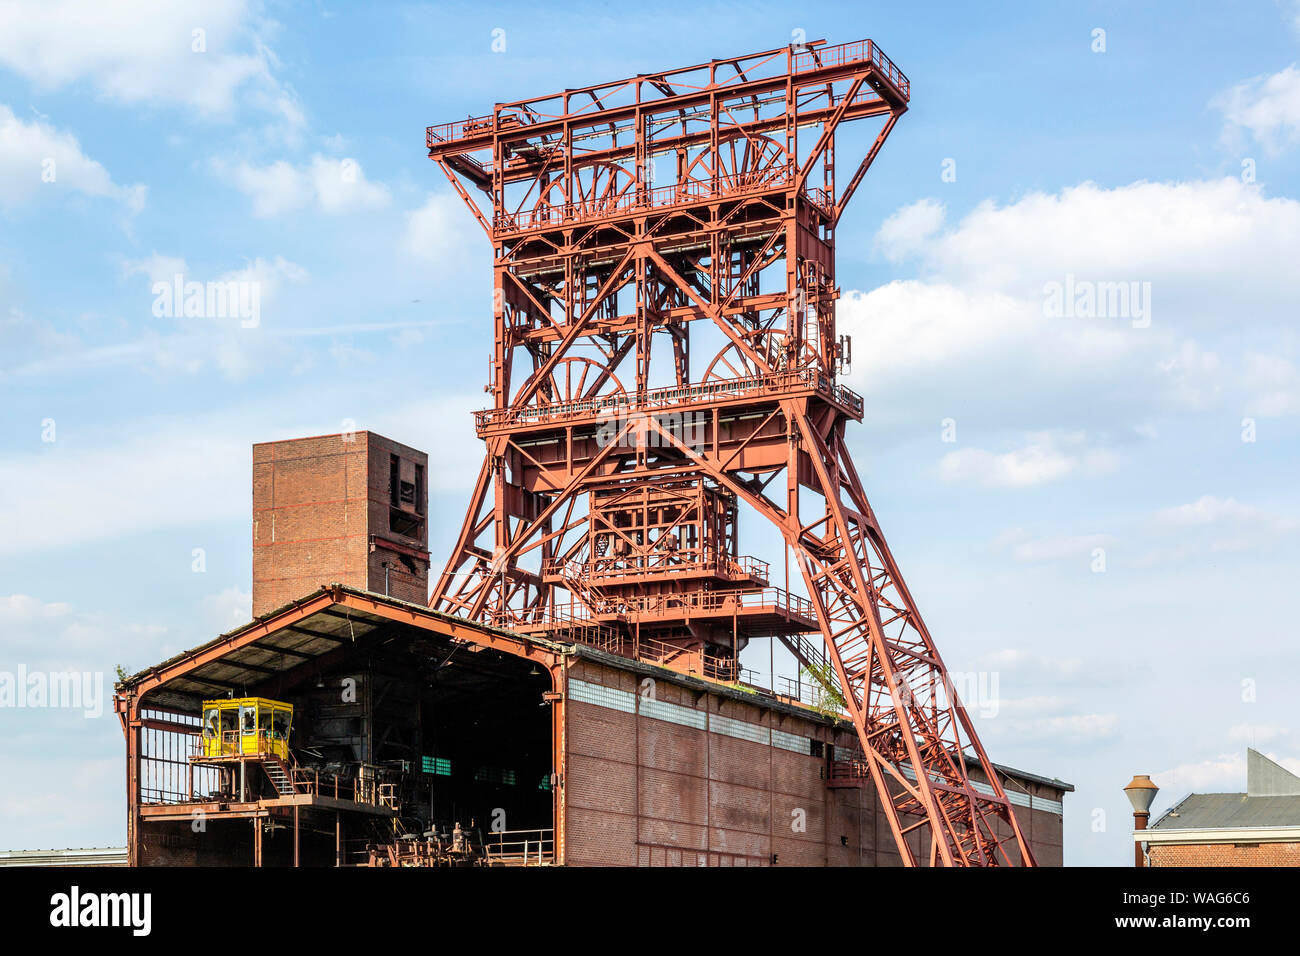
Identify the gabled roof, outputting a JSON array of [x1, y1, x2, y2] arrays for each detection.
[[117, 584, 565, 713]]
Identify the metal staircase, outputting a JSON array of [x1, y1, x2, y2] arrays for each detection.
[[262, 756, 297, 797]]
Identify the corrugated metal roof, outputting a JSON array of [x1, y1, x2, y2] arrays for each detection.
[[1152, 791, 1300, 830], [0, 847, 127, 866], [116, 584, 571, 712]]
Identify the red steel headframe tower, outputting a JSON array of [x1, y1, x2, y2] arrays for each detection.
[[427, 38, 1035, 866]]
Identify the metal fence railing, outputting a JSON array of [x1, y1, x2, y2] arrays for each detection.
[[484, 829, 555, 866]]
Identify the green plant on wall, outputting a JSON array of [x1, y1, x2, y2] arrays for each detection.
[[800, 660, 846, 717]]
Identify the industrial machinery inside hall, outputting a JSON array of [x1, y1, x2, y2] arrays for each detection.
[[170, 651, 554, 866], [426, 36, 1035, 865]]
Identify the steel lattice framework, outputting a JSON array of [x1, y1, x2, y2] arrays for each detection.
[[426, 38, 1035, 866]]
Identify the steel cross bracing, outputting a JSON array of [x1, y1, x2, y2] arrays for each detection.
[[425, 38, 1035, 866]]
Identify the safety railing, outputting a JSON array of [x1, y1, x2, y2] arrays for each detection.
[[792, 39, 910, 100], [519, 586, 816, 626], [287, 766, 398, 809], [824, 759, 871, 784], [193, 729, 291, 761], [806, 186, 834, 215], [427, 111, 520, 146], [484, 828, 555, 866], [489, 603, 622, 650], [543, 550, 769, 584], [636, 634, 692, 665], [635, 635, 738, 681], [290, 767, 354, 801], [492, 590, 817, 683], [475, 367, 862, 432], [775, 674, 826, 706], [492, 164, 804, 233], [427, 37, 908, 150]]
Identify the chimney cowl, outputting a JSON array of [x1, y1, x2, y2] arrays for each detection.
[[1123, 774, 1159, 814]]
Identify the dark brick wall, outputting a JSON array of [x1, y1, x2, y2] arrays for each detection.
[[561, 659, 1066, 866]]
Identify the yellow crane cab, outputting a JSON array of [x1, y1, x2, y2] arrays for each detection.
[[199, 697, 293, 763]]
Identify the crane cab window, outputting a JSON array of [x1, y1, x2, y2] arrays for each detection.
[[272, 708, 290, 740], [197, 697, 294, 761]]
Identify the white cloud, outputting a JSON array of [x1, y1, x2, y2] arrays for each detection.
[[0, 592, 166, 678], [991, 707, 1119, 746], [0, 755, 125, 851], [1155, 750, 1300, 794], [1153, 494, 1267, 528], [873, 197, 945, 264], [219, 255, 309, 303], [873, 180, 1300, 296], [119, 253, 190, 284], [844, 178, 1300, 435], [1214, 64, 1300, 156], [1227, 722, 1298, 749], [121, 251, 308, 305], [310, 156, 388, 214], [937, 430, 1119, 488], [0, 0, 302, 132], [1155, 339, 1223, 410], [1242, 352, 1300, 417], [402, 192, 472, 263], [201, 586, 252, 632], [0, 104, 144, 211], [0, 593, 74, 624], [215, 155, 389, 218], [221, 159, 310, 218], [992, 529, 1115, 563], [113, 254, 310, 379], [972, 648, 1129, 693], [992, 695, 1072, 718], [0, 383, 485, 566], [1137, 495, 1299, 565], [839, 282, 1038, 379], [0, 425, 250, 558]]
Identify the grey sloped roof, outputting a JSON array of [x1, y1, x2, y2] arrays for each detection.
[[1151, 792, 1300, 830]]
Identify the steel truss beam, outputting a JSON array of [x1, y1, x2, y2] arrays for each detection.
[[426, 38, 1035, 866]]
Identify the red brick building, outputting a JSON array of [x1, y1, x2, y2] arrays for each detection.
[[116, 585, 1071, 867], [1142, 749, 1300, 867], [252, 432, 429, 615], [111, 433, 1072, 867]]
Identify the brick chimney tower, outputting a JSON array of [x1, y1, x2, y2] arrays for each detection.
[[252, 431, 429, 616]]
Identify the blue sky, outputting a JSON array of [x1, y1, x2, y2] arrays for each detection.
[[2, 0, 1300, 866]]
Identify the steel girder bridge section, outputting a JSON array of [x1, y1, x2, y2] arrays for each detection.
[[424, 37, 1034, 867]]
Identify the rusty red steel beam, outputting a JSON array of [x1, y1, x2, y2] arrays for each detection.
[[428, 39, 908, 160], [424, 37, 1033, 867]]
